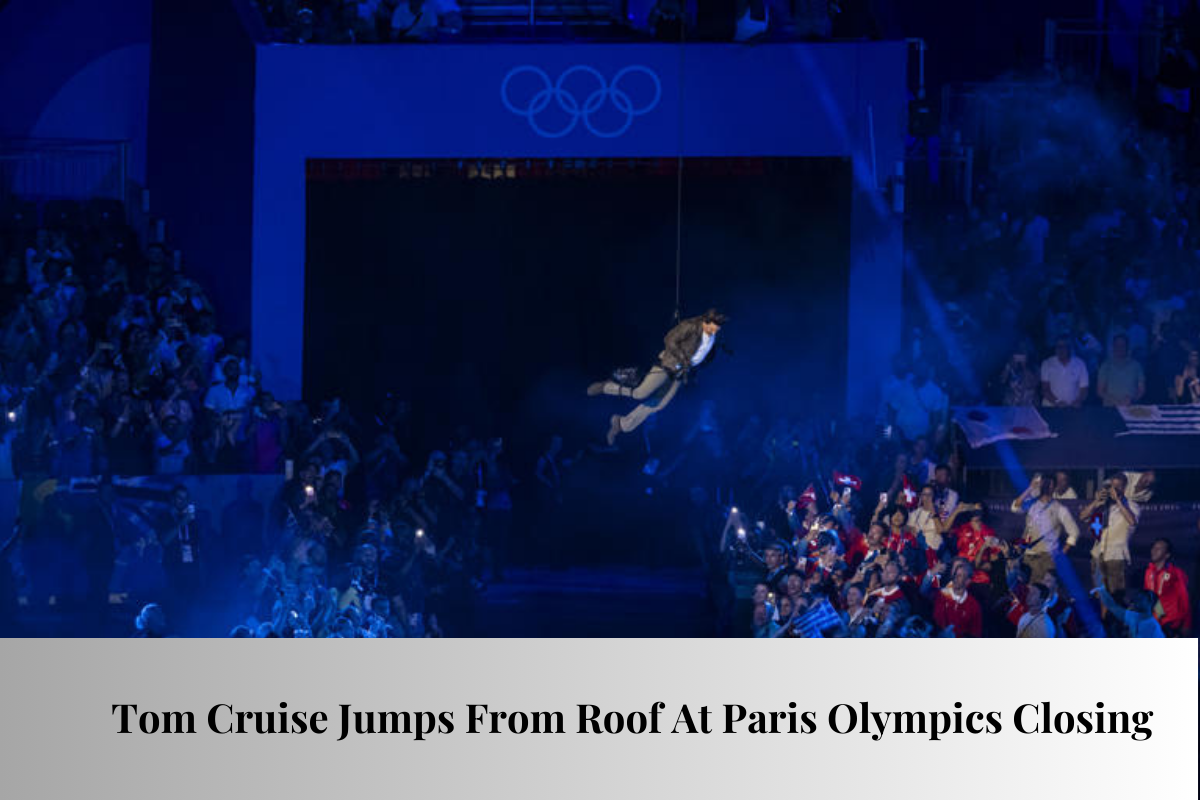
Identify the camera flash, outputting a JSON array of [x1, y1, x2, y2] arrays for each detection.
[[737, 527, 746, 538], [416, 529, 425, 538], [5, 411, 15, 422], [731, 506, 738, 514]]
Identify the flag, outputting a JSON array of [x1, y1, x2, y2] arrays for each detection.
[[952, 406, 1055, 448], [1116, 405, 1200, 436], [832, 471, 863, 492], [793, 599, 842, 638], [798, 484, 818, 508], [1086, 511, 1104, 539], [901, 475, 919, 509]]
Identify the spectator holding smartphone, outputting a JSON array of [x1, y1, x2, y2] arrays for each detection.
[[999, 346, 1039, 405], [1080, 473, 1140, 597], [1012, 473, 1079, 584]]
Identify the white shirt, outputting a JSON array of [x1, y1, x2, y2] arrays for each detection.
[[1040, 355, 1089, 406], [691, 331, 715, 367], [1092, 497, 1140, 563], [1011, 497, 1079, 554], [203, 382, 256, 414], [1016, 610, 1056, 637], [909, 506, 942, 550]]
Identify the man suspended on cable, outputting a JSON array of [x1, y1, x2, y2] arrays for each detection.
[[586, 308, 728, 446]]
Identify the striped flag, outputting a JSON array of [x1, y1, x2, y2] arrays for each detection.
[[793, 599, 842, 638], [1117, 405, 1200, 436]]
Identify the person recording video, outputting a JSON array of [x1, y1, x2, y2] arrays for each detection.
[[1079, 472, 1141, 598], [1011, 473, 1079, 584], [999, 347, 1039, 406]]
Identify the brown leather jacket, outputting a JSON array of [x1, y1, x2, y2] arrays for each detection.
[[659, 316, 719, 374]]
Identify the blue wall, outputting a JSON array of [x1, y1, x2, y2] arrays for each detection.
[[251, 42, 908, 415], [0, 0, 151, 181]]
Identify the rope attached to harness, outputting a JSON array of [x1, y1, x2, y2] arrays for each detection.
[[673, 18, 686, 325]]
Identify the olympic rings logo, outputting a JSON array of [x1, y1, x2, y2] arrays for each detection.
[[501, 65, 662, 139]]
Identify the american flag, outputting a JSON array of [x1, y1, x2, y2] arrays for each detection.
[[1117, 405, 1200, 436]]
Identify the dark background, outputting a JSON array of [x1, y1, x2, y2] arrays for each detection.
[[304, 158, 852, 455]]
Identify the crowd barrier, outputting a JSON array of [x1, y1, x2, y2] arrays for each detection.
[[1, 474, 285, 608], [0, 138, 130, 207]]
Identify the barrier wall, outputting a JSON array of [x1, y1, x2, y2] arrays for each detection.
[[1, 473, 284, 631], [0, 474, 285, 560], [251, 42, 909, 415], [962, 407, 1200, 471]]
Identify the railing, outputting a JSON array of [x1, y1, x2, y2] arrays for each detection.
[[1043, 15, 1164, 93], [939, 79, 1061, 161], [0, 138, 130, 209], [461, 0, 621, 29]]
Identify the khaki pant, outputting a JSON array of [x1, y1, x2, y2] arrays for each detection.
[[1024, 551, 1054, 585], [600, 365, 681, 435], [1100, 559, 1127, 596]]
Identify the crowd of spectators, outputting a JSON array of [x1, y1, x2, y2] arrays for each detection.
[[223, 425, 516, 638], [247, 0, 877, 43], [5, 9, 1200, 639], [715, 459, 1191, 639], [252, 0, 463, 41], [0, 199, 517, 637], [889, 64, 1200, 419], [613, 373, 1190, 638], [703, 25, 1200, 638], [1, 206, 280, 480], [5, 136, 1197, 641]]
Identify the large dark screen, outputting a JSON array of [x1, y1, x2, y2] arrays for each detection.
[[305, 157, 852, 455]]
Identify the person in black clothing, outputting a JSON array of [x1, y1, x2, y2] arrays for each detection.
[[159, 485, 203, 625], [478, 438, 515, 581]]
